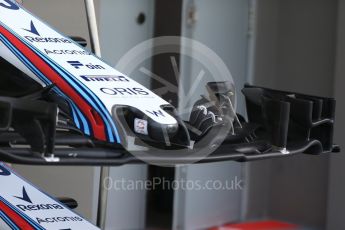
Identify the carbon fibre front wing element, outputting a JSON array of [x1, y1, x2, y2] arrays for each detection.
[[0, 84, 339, 166]]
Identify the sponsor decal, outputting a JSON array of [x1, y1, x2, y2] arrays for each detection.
[[14, 187, 64, 212], [146, 110, 165, 117], [23, 20, 40, 36], [134, 118, 148, 135], [17, 204, 64, 212], [17, 203, 64, 212], [45, 49, 90, 56], [14, 187, 32, 203], [37, 216, 83, 224], [0, 165, 10, 176], [22, 21, 72, 43], [67, 61, 105, 70], [80, 75, 129, 82], [67, 61, 84, 69], [0, 164, 99, 228], [25, 36, 71, 44], [0, 0, 19, 10], [100, 87, 149, 96]]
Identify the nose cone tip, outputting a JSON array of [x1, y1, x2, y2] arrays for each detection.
[[166, 123, 179, 134]]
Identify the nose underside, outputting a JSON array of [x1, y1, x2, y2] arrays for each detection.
[[112, 105, 190, 149]]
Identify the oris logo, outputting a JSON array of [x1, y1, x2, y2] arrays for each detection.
[[0, 0, 19, 10], [100, 87, 149, 96]]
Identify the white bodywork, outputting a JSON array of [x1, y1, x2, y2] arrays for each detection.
[[0, 0, 177, 144], [0, 163, 99, 229]]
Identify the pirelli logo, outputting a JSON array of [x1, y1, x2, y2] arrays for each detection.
[[80, 75, 129, 82]]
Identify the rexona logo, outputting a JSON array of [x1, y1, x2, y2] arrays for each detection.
[[0, 164, 10, 176], [15, 186, 64, 212], [81, 75, 129, 82], [23, 20, 72, 44], [0, 0, 19, 10]]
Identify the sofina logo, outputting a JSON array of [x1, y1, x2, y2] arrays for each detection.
[[67, 61, 84, 69], [67, 61, 105, 70], [0, 0, 19, 10]]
